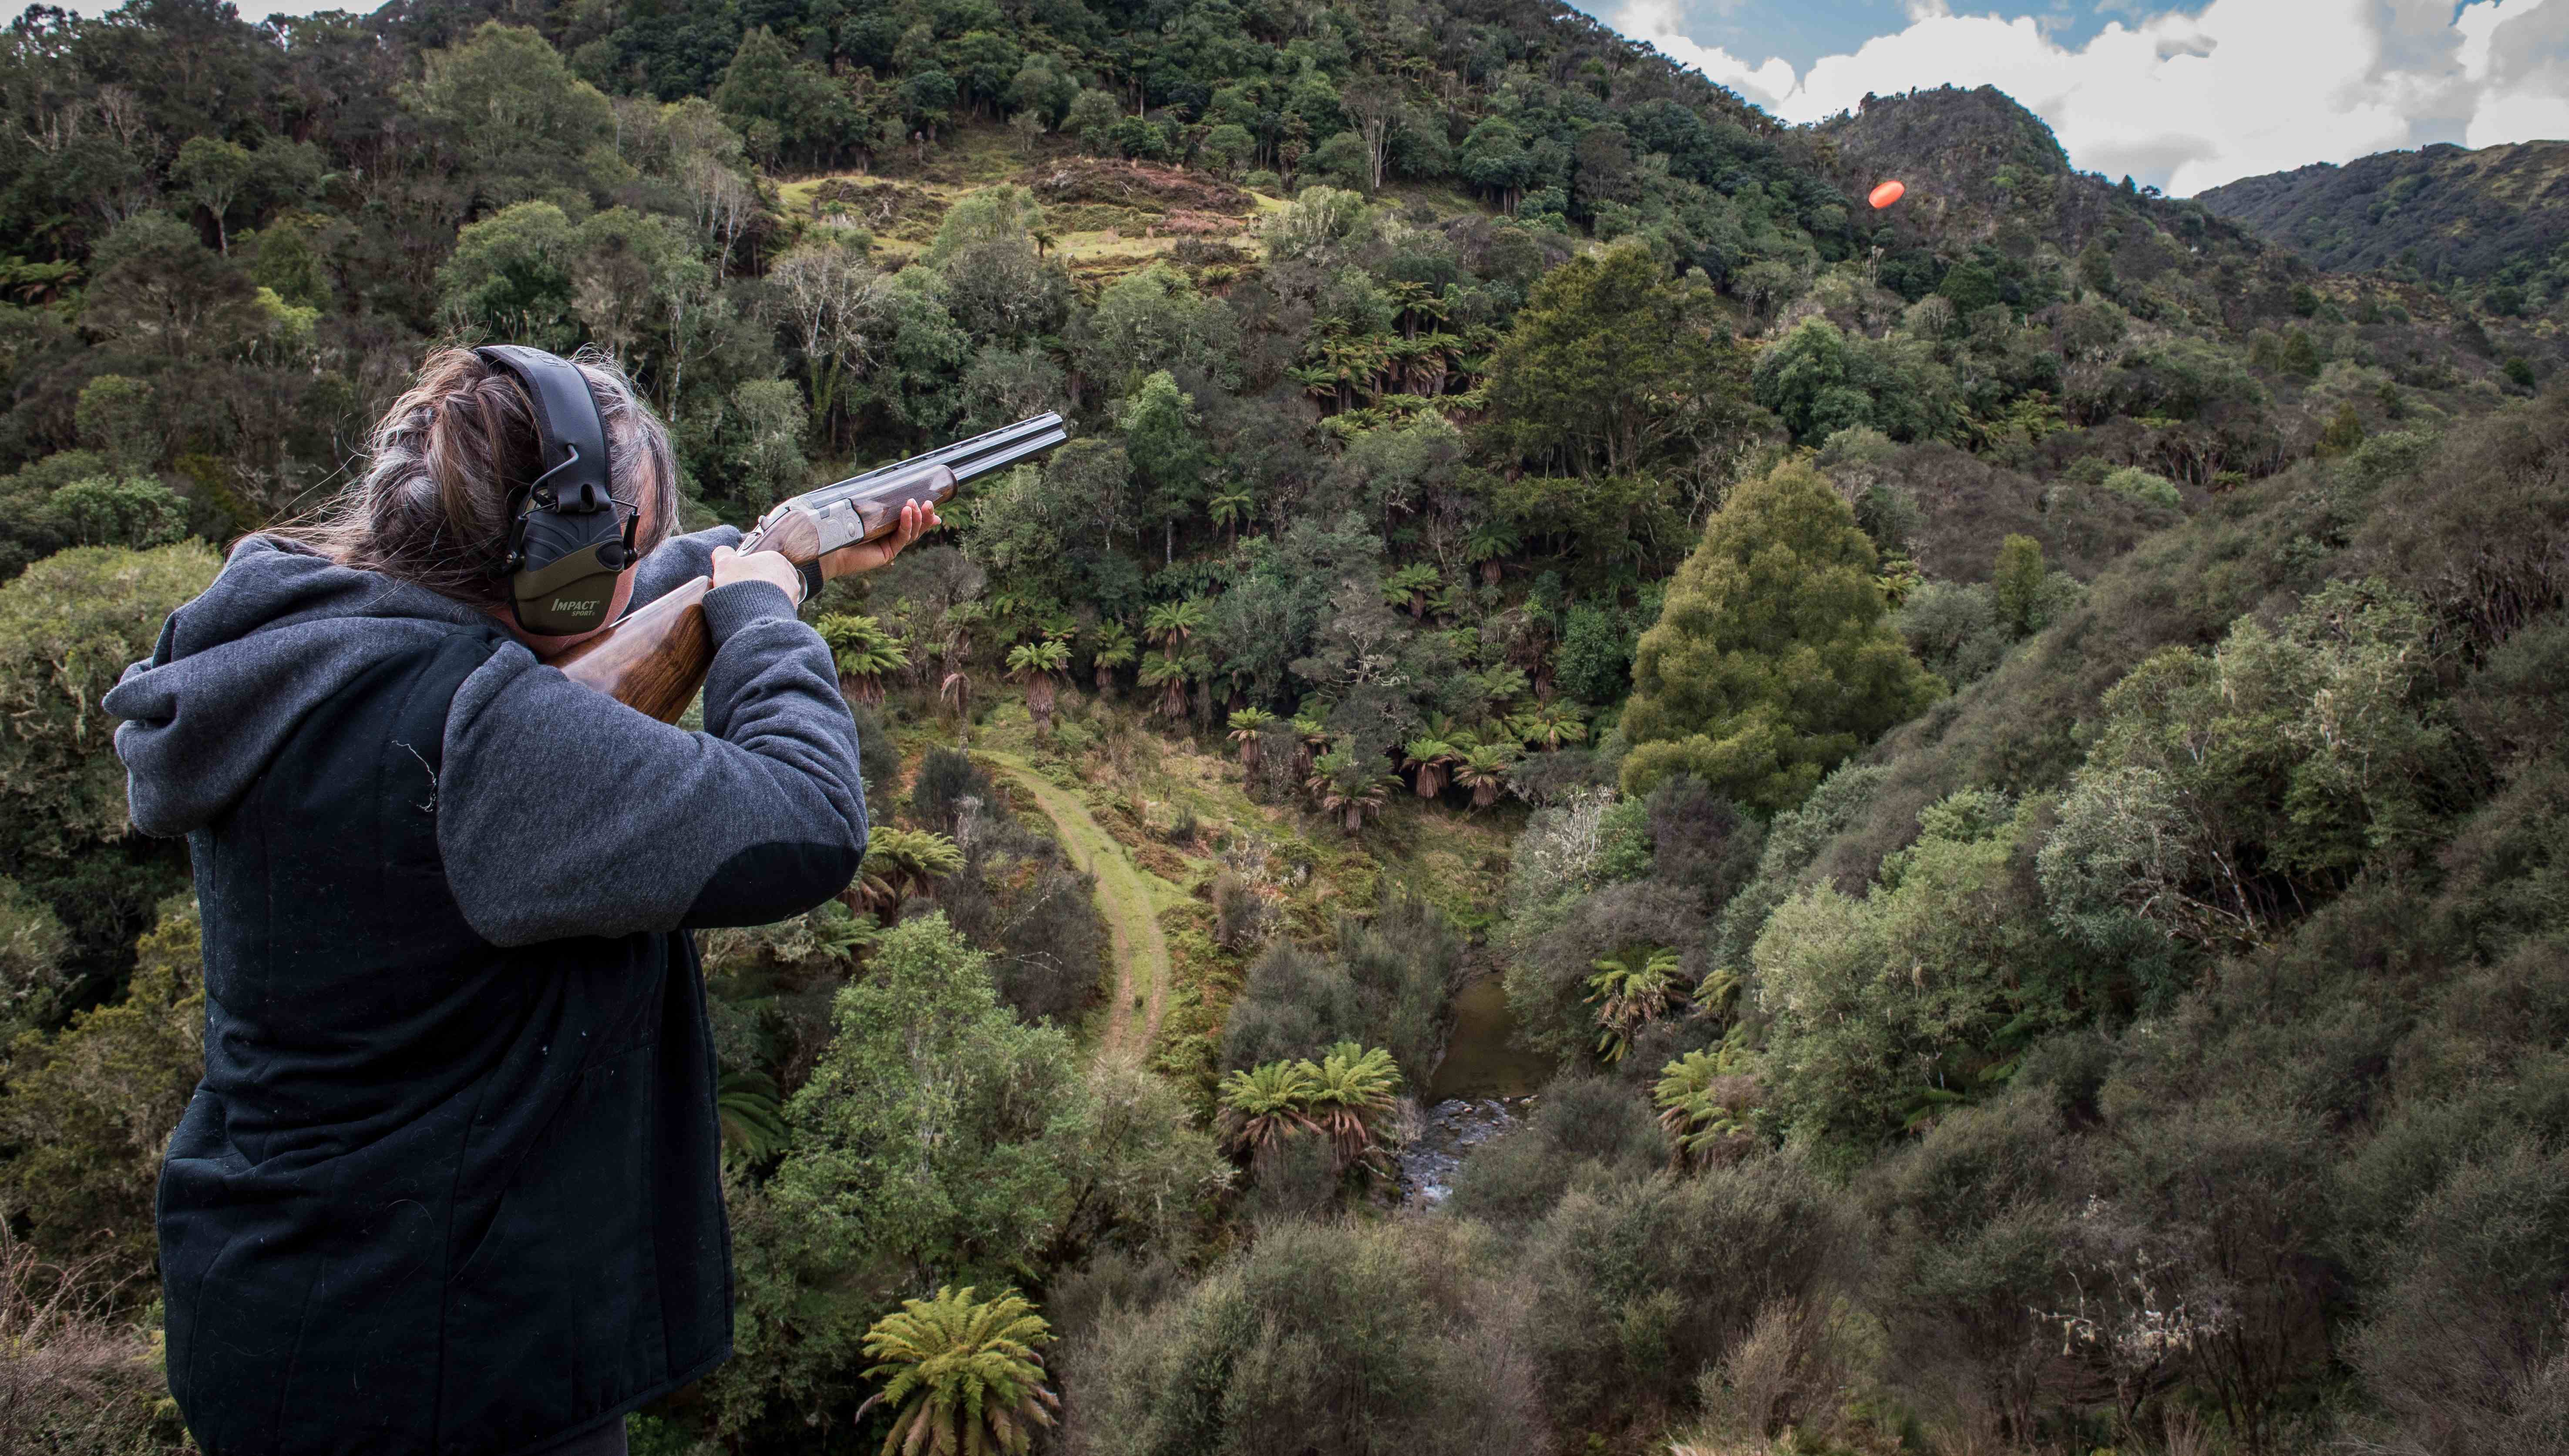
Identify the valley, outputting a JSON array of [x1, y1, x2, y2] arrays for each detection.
[[0, 3, 2564, 1455]]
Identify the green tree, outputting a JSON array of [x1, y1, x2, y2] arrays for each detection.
[[1063, 89, 1121, 151], [772, 913, 1085, 1276], [712, 26, 798, 161], [1483, 242, 1752, 476], [719, 915, 1091, 1431], [925, 184, 1044, 268], [1457, 115, 1533, 208], [726, 378, 810, 511], [1752, 316, 1920, 445], [1620, 462, 1940, 808], [46, 476, 189, 550], [1752, 792, 2049, 1153], [1216, 1060, 1317, 1174], [1077, 264, 1237, 394], [405, 24, 614, 209], [1298, 1041, 1402, 1177], [1059, 1219, 1540, 1455], [1121, 372, 1210, 564], [170, 135, 254, 254], [857, 1286, 1058, 1456], [80, 214, 266, 360], [1992, 533, 2045, 637], [1005, 638, 1069, 730], [0, 543, 222, 860], [73, 376, 159, 473], [1584, 946, 1683, 1063], [1199, 123, 1254, 174], [0, 896, 202, 1288], [436, 200, 579, 346]]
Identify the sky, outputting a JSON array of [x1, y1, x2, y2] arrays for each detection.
[[1583, 0, 2569, 195]]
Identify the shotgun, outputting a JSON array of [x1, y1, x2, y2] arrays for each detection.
[[548, 412, 1067, 721]]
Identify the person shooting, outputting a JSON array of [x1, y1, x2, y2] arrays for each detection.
[[101, 345, 1031, 1456]]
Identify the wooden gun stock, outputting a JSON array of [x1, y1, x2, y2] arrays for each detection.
[[546, 412, 1066, 722]]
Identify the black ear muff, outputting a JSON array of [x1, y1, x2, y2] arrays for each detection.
[[474, 346, 632, 636]]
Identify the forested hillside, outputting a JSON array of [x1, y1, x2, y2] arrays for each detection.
[[2202, 137, 2569, 300], [2, 1, 2566, 1453]]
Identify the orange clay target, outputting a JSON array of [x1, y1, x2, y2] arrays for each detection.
[[1869, 180, 1907, 209]]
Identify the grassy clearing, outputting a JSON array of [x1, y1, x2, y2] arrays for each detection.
[[950, 691, 1522, 1099], [973, 746, 1180, 1059]]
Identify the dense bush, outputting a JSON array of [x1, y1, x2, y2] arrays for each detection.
[[1448, 1076, 1664, 1228], [0, 897, 200, 1294], [935, 813, 1107, 1026], [1221, 892, 1462, 1090], [1059, 1219, 1542, 1456], [1523, 1160, 1854, 1435]]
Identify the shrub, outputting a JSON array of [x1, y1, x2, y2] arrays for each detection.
[[1210, 870, 1271, 952], [1058, 1219, 1543, 1456], [847, 700, 901, 803], [0, 1223, 192, 1454], [1335, 891, 1465, 1090], [2099, 466, 2181, 509], [1523, 1162, 1853, 1434], [1751, 790, 2072, 1158], [909, 747, 1000, 835], [0, 543, 220, 861], [0, 876, 70, 1037], [1448, 1076, 1664, 1229], [2351, 389, 2568, 646], [2349, 1138, 2569, 1456], [1642, 775, 1765, 914], [2041, 579, 2468, 948], [1219, 895, 1462, 1091], [1506, 879, 1707, 1066], [938, 822, 1106, 1027], [1709, 764, 1890, 975], [0, 896, 201, 1294], [1219, 944, 1359, 1074], [2095, 1102, 2335, 1449], [1896, 580, 2006, 686]]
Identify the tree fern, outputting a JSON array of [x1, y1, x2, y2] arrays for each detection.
[[856, 1285, 1059, 1456], [1586, 946, 1685, 1063], [715, 1069, 788, 1168]]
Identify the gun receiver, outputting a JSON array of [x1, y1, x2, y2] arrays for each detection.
[[547, 413, 1066, 722]]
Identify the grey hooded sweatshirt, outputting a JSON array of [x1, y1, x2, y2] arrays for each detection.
[[103, 528, 868, 1456]]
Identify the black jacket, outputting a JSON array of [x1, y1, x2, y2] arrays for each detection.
[[104, 530, 868, 1456]]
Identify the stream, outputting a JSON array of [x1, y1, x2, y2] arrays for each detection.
[[1397, 975, 1553, 1208]]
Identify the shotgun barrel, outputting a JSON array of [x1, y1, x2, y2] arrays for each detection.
[[548, 413, 1069, 722], [800, 411, 1066, 508]]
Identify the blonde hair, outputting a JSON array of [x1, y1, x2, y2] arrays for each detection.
[[276, 347, 679, 608]]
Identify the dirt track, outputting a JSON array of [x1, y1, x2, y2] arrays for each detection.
[[978, 751, 1173, 1058]]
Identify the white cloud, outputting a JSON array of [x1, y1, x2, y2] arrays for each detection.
[[1614, 0, 2569, 196]]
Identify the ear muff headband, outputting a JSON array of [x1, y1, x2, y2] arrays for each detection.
[[474, 345, 632, 635]]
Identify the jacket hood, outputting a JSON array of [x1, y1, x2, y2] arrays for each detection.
[[105, 536, 506, 838]]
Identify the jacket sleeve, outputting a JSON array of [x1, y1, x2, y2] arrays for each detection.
[[626, 524, 743, 614], [435, 580, 869, 946]]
